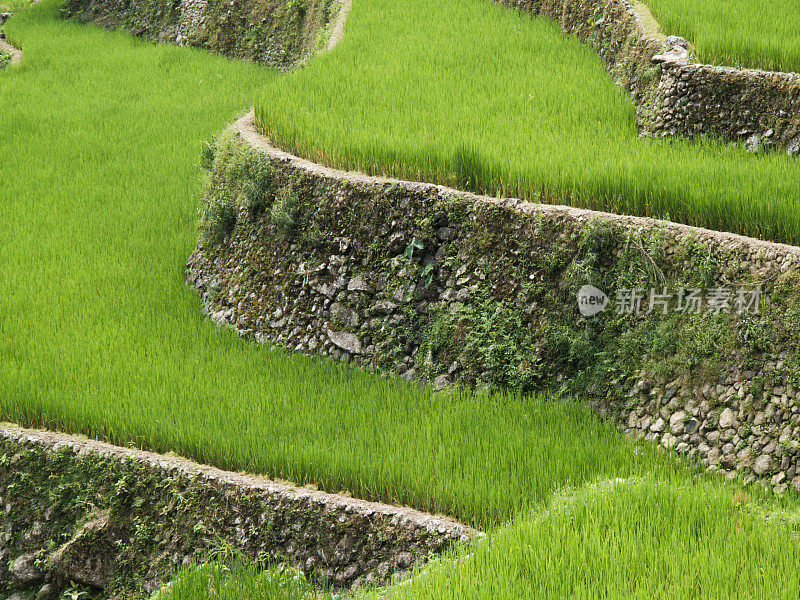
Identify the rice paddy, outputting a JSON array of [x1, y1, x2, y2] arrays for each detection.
[[0, 2, 677, 528], [377, 478, 800, 600], [645, 0, 800, 73], [3, 0, 800, 597], [255, 0, 800, 246]]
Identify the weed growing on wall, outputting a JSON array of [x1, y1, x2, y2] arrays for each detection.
[[269, 187, 298, 235], [200, 190, 237, 249]]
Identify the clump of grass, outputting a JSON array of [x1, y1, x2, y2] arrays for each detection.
[[157, 560, 319, 600], [241, 154, 276, 217], [269, 187, 297, 234], [199, 189, 237, 248], [0, 49, 11, 69], [646, 0, 800, 73]]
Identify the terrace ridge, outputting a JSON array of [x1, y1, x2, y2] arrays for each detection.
[[500, 0, 800, 151], [236, 110, 800, 258], [190, 111, 800, 500], [0, 422, 477, 593]]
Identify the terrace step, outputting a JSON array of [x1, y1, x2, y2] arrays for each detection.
[[0, 424, 478, 598]]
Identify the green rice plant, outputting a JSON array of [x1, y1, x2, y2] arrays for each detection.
[[376, 477, 800, 600], [254, 0, 800, 245], [645, 0, 800, 72], [156, 560, 319, 600], [0, 0, 34, 12]]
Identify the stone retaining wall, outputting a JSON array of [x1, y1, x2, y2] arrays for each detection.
[[57, 0, 800, 150], [189, 113, 800, 498], [61, 0, 341, 68], [0, 424, 475, 599], [501, 0, 800, 152], [650, 51, 800, 152]]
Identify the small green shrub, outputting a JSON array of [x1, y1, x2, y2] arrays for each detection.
[[241, 154, 276, 217], [270, 187, 297, 234], [200, 138, 216, 170], [200, 188, 237, 249]]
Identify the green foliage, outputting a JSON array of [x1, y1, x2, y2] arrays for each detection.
[[379, 478, 800, 600], [424, 295, 543, 393], [200, 188, 237, 249], [647, 0, 800, 72], [242, 153, 276, 217], [269, 187, 297, 234], [255, 0, 800, 246], [200, 138, 216, 171], [0, 49, 11, 69], [158, 560, 319, 600]]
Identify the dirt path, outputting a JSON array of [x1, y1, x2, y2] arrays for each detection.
[[0, 37, 21, 65], [327, 0, 351, 51]]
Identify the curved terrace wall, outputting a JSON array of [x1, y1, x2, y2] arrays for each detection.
[[190, 112, 800, 497], [500, 0, 800, 152], [0, 424, 474, 599], [61, 0, 342, 68], [58, 0, 800, 150]]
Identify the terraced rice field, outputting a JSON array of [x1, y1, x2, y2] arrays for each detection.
[[255, 0, 800, 245], [3, 0, 800, 598], [646, 0, 800, 72]]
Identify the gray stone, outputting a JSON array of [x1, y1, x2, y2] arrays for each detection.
[[313, 282, 338, 298], [330, 302, 359, 329], [326, 329, 362, 354], [372, 301, 397, 315], [718, 408, 737, 429], [49, 512, 124, 589], [788, 135, 800, 156], [772, 471, 787, 486], [396, 551, 413, 568], [652, 47, 689, 65], [433, 374, 451, 391], [669, 411, 686, 434], [347, 276, 372, 293], [35, 584, 60, 600], [752, 454, 775, 476], [436, 227, 457, 241], [376, 561, 391, 579], [10, 553, 43, 586], [745, 133, 762, 153], [650, 418, 665, 433], [666, 35, 689, 48]]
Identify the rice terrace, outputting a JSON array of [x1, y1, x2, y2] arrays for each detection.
[[2, 0, 800, 597]]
